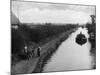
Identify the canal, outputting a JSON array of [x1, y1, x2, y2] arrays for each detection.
[[43, 27, 93, 72]]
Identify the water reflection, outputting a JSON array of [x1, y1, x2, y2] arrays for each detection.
[[43, 27, 92, 72]]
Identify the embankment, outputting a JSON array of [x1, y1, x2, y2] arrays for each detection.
[[11, 27, 77, 75]]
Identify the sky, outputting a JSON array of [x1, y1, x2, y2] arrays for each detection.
[[12, 1, 95, 24]]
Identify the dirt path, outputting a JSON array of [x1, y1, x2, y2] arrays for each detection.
[[11, 28, 77, 75]]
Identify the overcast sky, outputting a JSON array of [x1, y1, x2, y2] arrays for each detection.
[[12, 1, 95, 24]]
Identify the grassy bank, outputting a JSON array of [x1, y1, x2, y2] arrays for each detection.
[[11, 24, 77, 62], [11, 24, 77, 74]]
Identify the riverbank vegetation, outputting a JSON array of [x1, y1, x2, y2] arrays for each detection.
[[11, 23, 78, 65], [86, 15, 96, 69]]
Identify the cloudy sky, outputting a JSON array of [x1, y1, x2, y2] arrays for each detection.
[[12, 1, 95, 24]]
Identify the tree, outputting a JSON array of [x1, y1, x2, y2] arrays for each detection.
[[90, 15, 96, 25]]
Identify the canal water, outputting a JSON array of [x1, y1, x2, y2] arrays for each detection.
[[43, 27, 93, 72]]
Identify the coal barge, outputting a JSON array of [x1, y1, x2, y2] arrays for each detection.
[[75, 32, 87, 46]]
